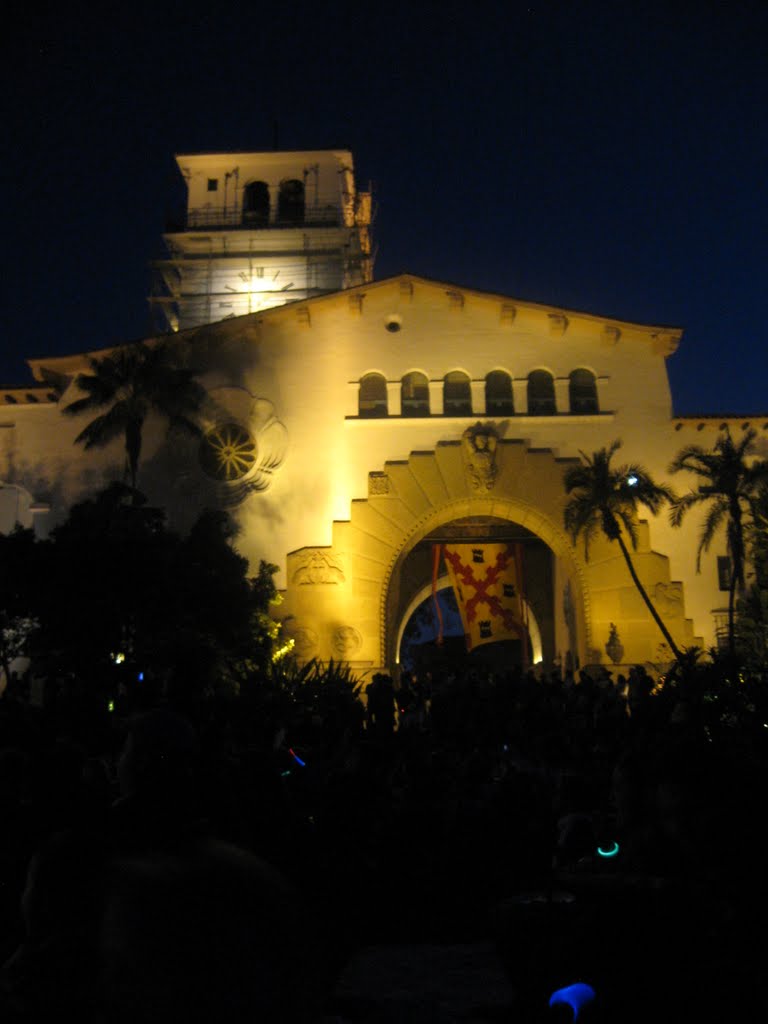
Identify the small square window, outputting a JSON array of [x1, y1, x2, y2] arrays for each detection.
[[207, 178, 219, 192], [717, 556, 731, 591]]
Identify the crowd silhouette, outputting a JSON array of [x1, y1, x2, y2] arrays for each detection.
[[1, 657, 767, 1021]]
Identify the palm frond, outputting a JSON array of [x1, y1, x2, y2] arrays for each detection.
[[696, 497, 728, 570], [669, 490, 710, 528], [64, 337, 207, 488], [74, 400, 134, 449], [669, 444, 714, 476]]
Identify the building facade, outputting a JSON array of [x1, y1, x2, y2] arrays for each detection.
[[2, 151, 760, 680]]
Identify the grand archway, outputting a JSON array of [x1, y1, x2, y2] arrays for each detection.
[[381, 497, 591, 676], [280, 435, 699, 676], [394, 517, 554, 674]]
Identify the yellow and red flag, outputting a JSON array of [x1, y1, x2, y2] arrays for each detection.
[[442, 542, 527, 652]]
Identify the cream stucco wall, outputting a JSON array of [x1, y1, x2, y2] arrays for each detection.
[[7, 274, 760, 675]]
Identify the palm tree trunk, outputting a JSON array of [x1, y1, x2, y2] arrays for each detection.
[[727, 506, 744, 660], [727, 564, 738, 658], [126, 420, 142, 500], [615, 532, 683, 662]]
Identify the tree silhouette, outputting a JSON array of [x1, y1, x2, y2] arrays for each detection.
[[669, 426, 768, 657], [563, 440, 682, 661], [62, 340, 207, 493]]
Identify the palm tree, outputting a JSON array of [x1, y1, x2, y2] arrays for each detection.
[[62, 340, 208, 494], [669, 426, 768, 657], [563, 440, 683, 661]]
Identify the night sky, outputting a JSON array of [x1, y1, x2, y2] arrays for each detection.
[[3, 1, 767, 415]]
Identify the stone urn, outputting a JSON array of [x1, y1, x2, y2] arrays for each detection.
[[605, 623, 624, 665]]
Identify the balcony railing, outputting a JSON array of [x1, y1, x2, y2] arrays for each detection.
[[179, 203, 346, 231]]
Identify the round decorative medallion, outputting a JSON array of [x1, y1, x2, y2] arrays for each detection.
[[288, 626, 318, 656], [331, 626, 362, 658], [199, 423, 257, 481]]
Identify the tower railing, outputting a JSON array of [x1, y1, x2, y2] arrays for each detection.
[[181, 202, 346, 230]]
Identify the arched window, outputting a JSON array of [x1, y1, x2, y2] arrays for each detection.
[[485, 371, 514, 415], [359, 373, 388, 417], [569, 369, 599, 414], [401, 372, 430, 417], [527, 370, 556, 415], [278, 179, 305, 224], [443, 371, 471, 415], [242, 181, 270, 226]]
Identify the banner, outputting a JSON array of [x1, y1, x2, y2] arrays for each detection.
[[442, 542, 527, 652]]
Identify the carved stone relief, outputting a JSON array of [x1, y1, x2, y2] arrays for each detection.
[[368, 471, 390, 495], [198, 387, 288, 506], [653, 581, 684, 617], [332, 626, 362, 658], [462, 423, 498, 491], [282, 621, 318, 656], [292, 550, 345, 585]]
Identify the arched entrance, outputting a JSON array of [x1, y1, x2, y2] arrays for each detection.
[[281, 435, 699, 675], [395, 518, 550, 673], [382, 498, 591, 677], [280, 438, 606, 674]]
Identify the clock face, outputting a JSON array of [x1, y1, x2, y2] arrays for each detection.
[[199, 422, 257, 481]]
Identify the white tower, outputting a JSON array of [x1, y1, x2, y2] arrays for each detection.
[[150, 149, 373, 331]]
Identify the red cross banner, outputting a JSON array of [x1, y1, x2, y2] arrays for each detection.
[[442, 542, 527, 652]]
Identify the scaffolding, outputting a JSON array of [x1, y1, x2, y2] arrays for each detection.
[[149, 167, 373, 334]]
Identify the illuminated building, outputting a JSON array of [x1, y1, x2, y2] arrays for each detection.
[[1, 151, 756, 678]]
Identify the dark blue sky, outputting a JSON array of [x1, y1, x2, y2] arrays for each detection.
[[3, 1, 767, 414]]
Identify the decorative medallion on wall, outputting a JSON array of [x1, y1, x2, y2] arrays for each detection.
[[282, 622, 318, 657], [199, 387, 288, 506], [199, 423, 257, 481], [331, 625, 362, 658], [291, 550, 345, 585], [462, 423, 498, 491]]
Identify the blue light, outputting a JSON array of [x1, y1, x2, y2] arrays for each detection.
[[138, 671, 144, 681], [289, 747, 306, 767], [549, 982, 595, 1021], [627, 474, 639, 487]]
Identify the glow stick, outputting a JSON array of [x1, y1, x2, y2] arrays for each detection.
[[596, 841, 619, 858], [549, 982, 595, 1020]]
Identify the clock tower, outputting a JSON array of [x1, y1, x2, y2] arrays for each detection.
[[150, 149, 373, 332]]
